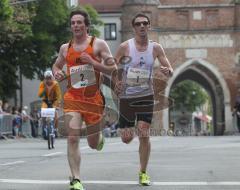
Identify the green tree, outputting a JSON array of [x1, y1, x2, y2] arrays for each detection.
[[31, 0, 69, 77], [170, 80, 209, 112], [232, 0, 240, 4], [0, 0, 32, 100], [0, 1, 103, 100]]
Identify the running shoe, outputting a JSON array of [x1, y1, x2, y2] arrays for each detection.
[[96, 133, 105, 151], [70, 178, 84, 190], [139, 171, 151, 186]]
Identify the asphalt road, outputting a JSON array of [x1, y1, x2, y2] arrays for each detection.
[[1, 136, 240, 190]]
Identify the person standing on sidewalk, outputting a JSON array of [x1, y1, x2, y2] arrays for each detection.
[[233, 89, 240, 132], [114, 13, 173, 186], [52, 9, 116, 190]]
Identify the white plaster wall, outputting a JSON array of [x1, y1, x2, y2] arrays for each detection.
[[98, 13, 122, 55]]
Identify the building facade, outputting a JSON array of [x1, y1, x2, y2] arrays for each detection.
[[20, 0, 240, 135]]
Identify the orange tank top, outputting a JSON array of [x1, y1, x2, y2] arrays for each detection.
[[65, 36, 100, 96]]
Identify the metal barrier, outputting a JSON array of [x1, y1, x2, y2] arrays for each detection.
[[0, 114, 13, 138], [0, 114, 33, 139], [21, 120, 32, 138]]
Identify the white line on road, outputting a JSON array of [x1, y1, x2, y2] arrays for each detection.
[[81, 146, 90, 150], [42, 152, 64, 157], [0, 161, 25, 166], [41, 141, 122, 157], [1, 179, 240, 186], [107, 142, 122, 146]]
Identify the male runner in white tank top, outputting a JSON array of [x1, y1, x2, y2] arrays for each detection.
[[114, 13, 173, 186]]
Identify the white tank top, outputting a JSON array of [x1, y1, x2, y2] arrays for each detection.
[[120, 38, 154, 98]]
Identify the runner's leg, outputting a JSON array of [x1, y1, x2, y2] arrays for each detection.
[[86, 123, 102, 149], [65, 112, 82, 180], [137, 121, 151, 172]]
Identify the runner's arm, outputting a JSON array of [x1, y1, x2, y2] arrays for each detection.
[[52, 44, 67, 81], [54, 82, 62, 107], [86, 39, 117, 75], [155, 43, 173, 77], [112, 42, 128, 94]]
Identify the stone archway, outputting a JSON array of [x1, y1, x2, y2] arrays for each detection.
[[163, 58, 233, 135]]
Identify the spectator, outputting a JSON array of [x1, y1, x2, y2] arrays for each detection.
[[12, 107, 21, 138], [3, 102, 11, 113], [0, 100, 3, 114], [233, 89, 240, 132], [30, 107, 40, 137], [110, 122, 118, 137], [103, 121, 111, 137], [21, 106, 31, 137], [0, 100, 3, 136]]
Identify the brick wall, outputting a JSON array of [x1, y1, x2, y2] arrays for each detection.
[[160, 0, 232, 5]]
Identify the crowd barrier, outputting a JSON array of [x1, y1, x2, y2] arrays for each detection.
[[0, 114, 32, 139], [0, 114, 13, 138]]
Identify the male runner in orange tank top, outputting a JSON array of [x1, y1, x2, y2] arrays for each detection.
[[52, 9, 116, 190]]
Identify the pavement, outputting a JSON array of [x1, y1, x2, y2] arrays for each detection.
[[0, 136, 240, 190]]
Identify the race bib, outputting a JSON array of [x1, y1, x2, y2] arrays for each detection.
[[70, 64, 96, 89], [41, 108, 56, 118], [126, 68, 150, 86]]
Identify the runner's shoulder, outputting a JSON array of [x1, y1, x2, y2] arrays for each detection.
[[120, 40, 129, 48], [94, 37, 108, 47], [117, 41, 129, 54], [60, 43, 70, 51]]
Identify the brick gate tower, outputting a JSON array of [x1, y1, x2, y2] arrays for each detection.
[[121, 0, 240, 135]]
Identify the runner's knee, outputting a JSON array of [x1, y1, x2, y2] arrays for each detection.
[[121, 135, 134, 144], [137, 121, 150, 138], [120, 128, 134, 144], [68, 135, 79, 145], [88, 141, 98, 149]]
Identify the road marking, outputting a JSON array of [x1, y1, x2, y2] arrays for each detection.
[[1, 179, 240, 186], [153, 182, 240, 186], [107, 142, 122, 146], [81, 146, 90, 150], [42, 152, 64, 157], [0, 161, 25, 166], [41, 141, 121, 157]]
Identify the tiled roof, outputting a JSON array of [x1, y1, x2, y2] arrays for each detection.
[[79, 0, 124, 13]]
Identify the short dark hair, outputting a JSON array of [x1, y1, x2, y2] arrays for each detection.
[[70, 9, 91, 28], [131, 13, 150, 26]]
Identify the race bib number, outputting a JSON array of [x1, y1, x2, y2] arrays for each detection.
[[70, 64, 96, 89], [126, 68, 150, 86]]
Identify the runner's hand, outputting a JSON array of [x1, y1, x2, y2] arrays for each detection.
[[160, 66, 172, 76], [54, 70, 66, 81], [80, 52, 94, 64]]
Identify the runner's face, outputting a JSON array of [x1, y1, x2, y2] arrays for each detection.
[[70, 14, 88, 37], [133, 17, 150, 37]]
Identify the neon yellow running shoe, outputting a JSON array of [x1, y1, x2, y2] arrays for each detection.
[[139, 172, 151, 186], [96, 133, 105, 151], [70, 178, 84, 190]]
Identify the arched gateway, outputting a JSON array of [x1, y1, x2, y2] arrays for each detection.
[[163, 58, 232, 135]]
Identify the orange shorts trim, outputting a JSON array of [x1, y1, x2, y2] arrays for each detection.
[[63, 90, 105, 125]]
